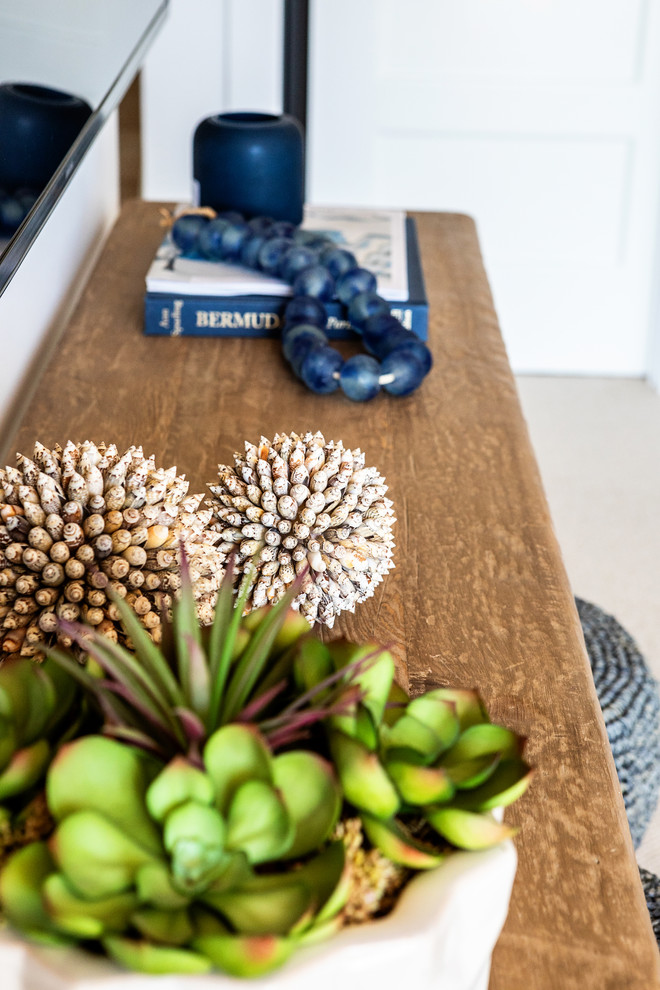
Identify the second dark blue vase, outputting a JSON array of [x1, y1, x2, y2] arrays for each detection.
[[193, 112, 305, 225]]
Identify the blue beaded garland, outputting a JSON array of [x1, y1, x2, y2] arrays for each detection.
[[347, 290, 391, 332], [171, 213, 209, 253], [300, 344, 343, 393], [336, 267, 377, 305], [172, 207, 433, 399], [292, 265, 335, 302], [258, 236, 294, 275], [279, 245, 318, 283], [380, 350, 426, 396], [283, 295, 327, 328], [339, 355, 381, 401]]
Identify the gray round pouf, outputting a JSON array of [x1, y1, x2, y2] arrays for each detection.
[[576, 597, 660, 849]]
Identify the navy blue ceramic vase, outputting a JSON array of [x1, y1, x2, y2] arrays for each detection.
[[193, 112, 305, 224], [0, 82, 92, 193]]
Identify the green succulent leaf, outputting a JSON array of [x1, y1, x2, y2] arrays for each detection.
[[46, 736, 161, 854], [104, 936, 212, 975], [0, 841, 58, 935], [51, 809, 158, 899], [331, 701, 379, 750], [426, 689, 488, 731], [381, 713, 444, 762], [329, 730, 400, 819], [385, 758, 455, 806], [0, 715, 17, 771], [146, 757, 215, 823], [131, 907, 195, 946], [192, 931, 294, 978], [0, 739, 51, 800], [361, 814, 447, 869], [442, 723, 520, 765], [450, 758, 534, 811], [0, 658, 65, 744], [42, 872, 139, 938], [225, 780, 293, 864], [272, 751, 342, 859], [288, 841, 348, 927], [328, 641, 395, 726], [382, 681, 411, 727], [425, 806, 517, 850], [293, 638, 334, 694], [404, 695, 460, 752], [203, 872, 311, 936], [445, 753, 502, 790], [135, 861, 190, 909], [203, 724, 272, 815], [162, 801, 227, 894]]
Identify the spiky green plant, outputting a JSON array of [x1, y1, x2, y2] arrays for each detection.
[[293, 639, 533, 868], [44, 556, 353, 764]]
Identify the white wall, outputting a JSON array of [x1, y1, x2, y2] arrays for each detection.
[[306, 0, 660, 379], [140, 0, 284, 203]]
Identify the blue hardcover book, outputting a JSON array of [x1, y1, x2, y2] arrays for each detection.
[[143, 217, 428, 341]]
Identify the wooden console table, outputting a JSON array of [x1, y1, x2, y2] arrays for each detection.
[[3, 201, 658, 988]]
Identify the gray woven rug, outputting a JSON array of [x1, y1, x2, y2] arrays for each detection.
[[576, 598, 660, 941]]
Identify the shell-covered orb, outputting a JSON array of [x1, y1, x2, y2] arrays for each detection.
[[0, 441, 225, 660], [207, 431, 396, 626]]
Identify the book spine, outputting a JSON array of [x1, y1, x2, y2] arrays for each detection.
[[144, 295, 428, 341]]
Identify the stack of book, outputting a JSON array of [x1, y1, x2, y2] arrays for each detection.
[[143, 205, 428, 341]]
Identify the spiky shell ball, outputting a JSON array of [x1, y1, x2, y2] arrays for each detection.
[[0, 441, 224, 660], [207, 431, 395, 626]]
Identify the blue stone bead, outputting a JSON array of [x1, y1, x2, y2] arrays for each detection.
[[380, 351, 426, 396], [339, 355, 381, 401], [362, 313, 403, 353], [270, 220, 296, 238], [240, 232, 268, 268], [336, 267, 378, 305], [258, 236, 295, 274], [218, 218, 250, 260], [279, 245, 318, 283], [347, 291, 390, 332], [247, 216, 274, 235], [292, 265, 335, 302], [367, 325, 414, 359], [283, 295, 327, 328], [282, 323, 328, 366], [171, 213, 209, 254], [318, 246, 358, 279], [388, 340, 433, 376], [299, 344, 343, 393], [197, 217, 239, 260]]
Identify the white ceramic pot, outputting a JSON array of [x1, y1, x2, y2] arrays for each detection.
[[0, 840, 516, 990]]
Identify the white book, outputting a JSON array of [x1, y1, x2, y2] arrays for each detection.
[[145, 205, 409, 301]]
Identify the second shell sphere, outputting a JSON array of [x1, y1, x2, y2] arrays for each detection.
[[207, 431, 396, 626]]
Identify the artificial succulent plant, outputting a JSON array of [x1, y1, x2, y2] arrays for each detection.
[[0, 554, 532, 978]]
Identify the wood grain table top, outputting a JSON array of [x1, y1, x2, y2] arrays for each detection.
[[3, 200, 659, 988]]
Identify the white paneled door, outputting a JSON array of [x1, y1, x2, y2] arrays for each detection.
[[306, 0, 660, 378]]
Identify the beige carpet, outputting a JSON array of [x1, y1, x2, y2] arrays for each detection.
[[515, 375, 660, 875]]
